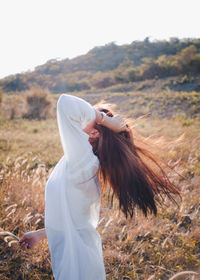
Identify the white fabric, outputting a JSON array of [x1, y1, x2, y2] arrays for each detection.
[[45, 94, 106, 280]]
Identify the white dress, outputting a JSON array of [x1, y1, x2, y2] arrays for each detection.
[[45, 94, 106, 280]]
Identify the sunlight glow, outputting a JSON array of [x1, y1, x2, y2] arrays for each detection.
[[0, 0, 199, 78]]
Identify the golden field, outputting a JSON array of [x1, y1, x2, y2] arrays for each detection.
[[0, 89, 200, 280]]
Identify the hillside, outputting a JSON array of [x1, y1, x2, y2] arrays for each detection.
[[1, 75, 200, 123], [1, 38, 200, 93]]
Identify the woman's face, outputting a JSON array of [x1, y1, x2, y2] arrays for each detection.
[[83, 121, 100, 142]]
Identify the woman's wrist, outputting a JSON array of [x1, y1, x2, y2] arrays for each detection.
[[95, 110, 106, 124], [36, 228, 47, 241]]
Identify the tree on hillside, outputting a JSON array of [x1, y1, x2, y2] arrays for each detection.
[[2, 75, 29, 92], [179, 45, 197, 65]]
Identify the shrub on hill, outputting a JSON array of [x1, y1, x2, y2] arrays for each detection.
[[23, 87, 53, 120]]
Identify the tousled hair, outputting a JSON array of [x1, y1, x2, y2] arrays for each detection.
[[92, 108, 181, 218]]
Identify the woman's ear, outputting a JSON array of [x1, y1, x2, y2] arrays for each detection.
[[89, 128, 100, 139]]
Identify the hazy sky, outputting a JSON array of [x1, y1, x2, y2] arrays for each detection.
[[0, 0, 199, 79]]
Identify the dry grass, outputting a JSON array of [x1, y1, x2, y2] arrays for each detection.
[[0, 155, 53, 279], [0, 105, 200, 279]]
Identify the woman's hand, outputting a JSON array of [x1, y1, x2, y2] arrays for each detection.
[[95, 109, 127, 133], [104, 114, 128, 133], [19, 229, 46, 250]]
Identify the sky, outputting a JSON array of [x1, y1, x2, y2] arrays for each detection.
[[0, 0, 200, 79]]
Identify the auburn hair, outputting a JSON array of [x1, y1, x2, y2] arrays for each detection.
[[91, 108, 181, 218]]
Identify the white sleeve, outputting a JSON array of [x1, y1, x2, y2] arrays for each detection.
[[57, 94, 96, 167]]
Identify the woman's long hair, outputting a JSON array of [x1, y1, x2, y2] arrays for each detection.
[[92, 108, 181, 218]]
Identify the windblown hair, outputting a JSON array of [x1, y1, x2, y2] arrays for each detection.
[[92, 108, 181, 218]]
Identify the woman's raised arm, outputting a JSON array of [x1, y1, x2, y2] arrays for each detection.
[[57, 94, 96, 165]]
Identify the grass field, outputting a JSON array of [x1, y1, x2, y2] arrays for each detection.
[[0, 89, 200, 279]]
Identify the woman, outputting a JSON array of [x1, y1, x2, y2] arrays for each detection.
[[19, 94, 180, 279]]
